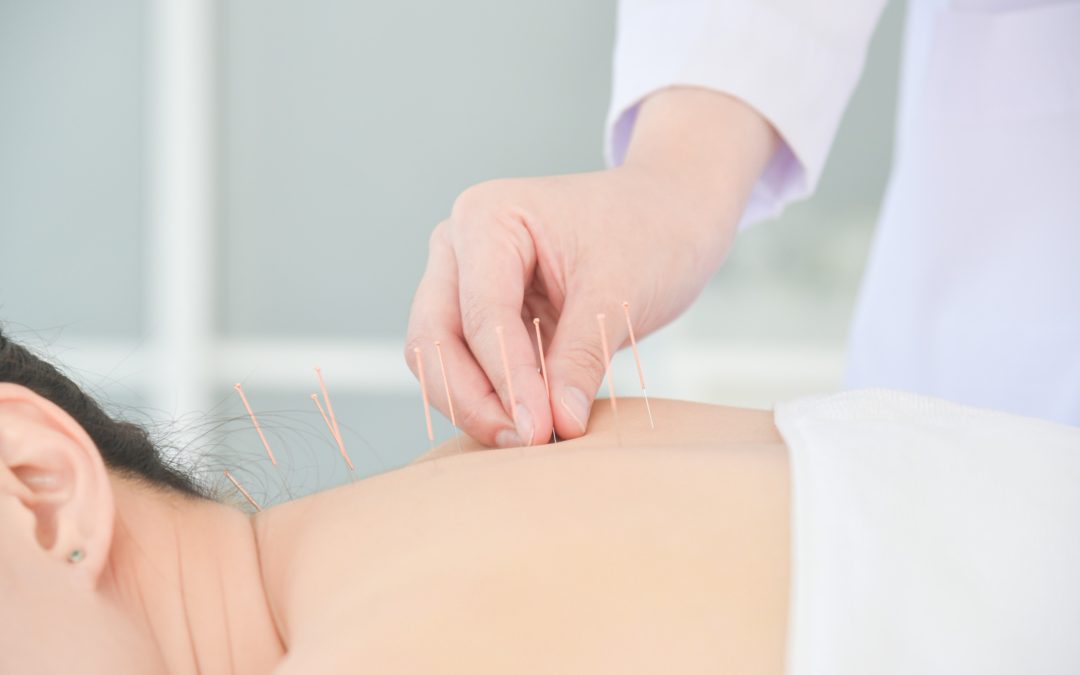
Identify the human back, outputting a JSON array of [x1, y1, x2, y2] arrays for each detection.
[[257, 399, 791, 674]]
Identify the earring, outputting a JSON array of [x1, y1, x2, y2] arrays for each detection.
[[67, 548, 86, 564]]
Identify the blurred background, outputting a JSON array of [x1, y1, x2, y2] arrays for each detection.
[[0, 0, 904, 504]]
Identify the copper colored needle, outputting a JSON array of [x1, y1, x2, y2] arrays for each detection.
[[413, 347, 435, 449], [312, 393, 355, 471], [532, 318, 557, 443], [234, 383, 277, 465], [494, 325, 521, 438], [560, 396, 586, 435], [314, 367, 344, 449], [224, 470, 263, 512], [596, 313, 618, 422], [434, 341, 464, 452], [621, 301, 654, 429]]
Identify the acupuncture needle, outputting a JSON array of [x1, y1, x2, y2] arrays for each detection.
[[596, 313, 620, 441], [434, 341, 464, 453], [234, 382, 293, 500], [621, 301, 654, 429], [314, 367, 355, 470], [413, 347, 436, 451], [532, 317, 557, 444], [224, 470, 263, 512], [312, 393, 356, 473], [495, 325, 528, 446]]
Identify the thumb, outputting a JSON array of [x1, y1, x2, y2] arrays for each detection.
[[545, 299, 627, 440]]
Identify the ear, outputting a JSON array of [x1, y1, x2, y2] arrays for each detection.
[[0, 383, 114, 587]]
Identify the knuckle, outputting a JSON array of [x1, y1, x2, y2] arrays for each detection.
[[459, 296, 495, 345], [458, 402, 487, 433], [448, 181, 537, 263], [451, 180, 498, 218], [450, 179, 519, 227], [427, 220, 451, 252], [561, 339, 609, 384]]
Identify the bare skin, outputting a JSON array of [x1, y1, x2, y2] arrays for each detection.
[[0, 384, 788, 674], [260, 398, 789, 674], [405, 87, 779, 448]]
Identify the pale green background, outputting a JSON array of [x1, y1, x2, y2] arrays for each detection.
[[0, 0, 905, 500]]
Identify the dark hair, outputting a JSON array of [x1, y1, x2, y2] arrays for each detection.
[[0, 328, 204, 497]]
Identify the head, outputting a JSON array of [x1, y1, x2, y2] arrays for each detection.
[[0, 330, 203, 496], [0, 329, 278, 673]]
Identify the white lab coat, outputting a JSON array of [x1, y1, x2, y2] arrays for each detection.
[[607, 0, 1080, 426]]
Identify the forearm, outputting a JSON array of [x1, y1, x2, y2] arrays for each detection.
[[622, 87, 779, 236]]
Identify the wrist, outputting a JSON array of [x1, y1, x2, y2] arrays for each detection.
[[621, 87, 779, 231]]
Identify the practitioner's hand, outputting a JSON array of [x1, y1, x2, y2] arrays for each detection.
[[406, 88, 777, 447]]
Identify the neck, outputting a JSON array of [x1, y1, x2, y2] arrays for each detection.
[[102, 477, 286, 675]]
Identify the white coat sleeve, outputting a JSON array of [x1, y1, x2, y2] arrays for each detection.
[[606, 0, 889, 226]]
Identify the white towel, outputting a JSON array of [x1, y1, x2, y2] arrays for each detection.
[[775, 389, 1080, 675]]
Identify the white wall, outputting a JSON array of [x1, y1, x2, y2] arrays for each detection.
[[0, 0, 905, 504]]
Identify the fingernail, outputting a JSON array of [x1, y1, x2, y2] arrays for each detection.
[[562, 386, 590, 434], [495, 428, 523, 448], [514, 404, 534, 446]]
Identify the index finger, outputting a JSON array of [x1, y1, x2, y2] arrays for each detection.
[[451, 214, 553, 447], [405, 223, 518, 447]]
